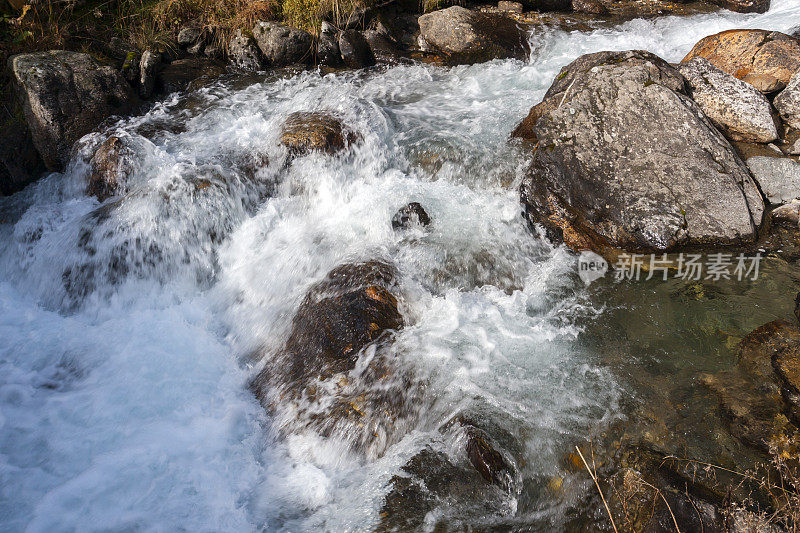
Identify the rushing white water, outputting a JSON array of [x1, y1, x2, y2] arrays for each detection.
[[1, 3, 799, 531]]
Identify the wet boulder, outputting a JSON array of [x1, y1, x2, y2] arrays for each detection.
[[8, 51, 138, 171], [252, 21, 313, 67], [775, 70, 800, 130], [710, 0, 770, 12], [498, 0, 523, 12], [155, 58, 227, 96], [177, 26, 203, 49], [392, 202, 431, 230], [253, 261, 403, 390], [87, 135, 133, 201], [516, 50, 763, 253], [339, 30, 376, 68], [279, 112, 358, 155], [139, 50, 160, 99], [417, 6, 530, 65], [677, 57, 779, 143], [316, 22, 342, 67], [228, 29, 266, 71], [364, 30, 402, 63], [682, 30, 800, 93]]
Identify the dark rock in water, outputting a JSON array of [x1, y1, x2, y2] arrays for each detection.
[[279, 112, 358, 156], [253, 261, 403, 390], [516, 50, 763, 254], [710, 0, 770, 13], [139, 50, 161, 99], [8, 51, 138, 171], [464, 426, 513, 489], [417, 6, 530, 65], [364, 30, 402, 63], [339, 30, 376, 68], [155, 58, 227, 96], [228, 29, 266, 71], [682, 29, 800, 93], [316, 22, 342, 67], [392, 202, 431, 230], [252, 21, 313, 67], [87, 136, 132, 201]]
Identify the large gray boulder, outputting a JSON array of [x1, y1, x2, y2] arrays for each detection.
[[678, 57, 779, 144], [775, 70, 800, 131], [417, 6, 530, 65], [516, 50, 764, 253], [252, 21, 313, 67], [9, 51, 138, 171]]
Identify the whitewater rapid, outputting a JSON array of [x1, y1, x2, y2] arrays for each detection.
[[1, 2, 799, 531]]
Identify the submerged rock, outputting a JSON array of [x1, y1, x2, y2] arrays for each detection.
[[775, 70, 800, 131], [682, 29, 800, 93], [279, 112, 358, 155], [391, 202, 431, 230], [252, 21, 313, 67], [9, 51, 138, 171], [417, 6, 530, 64], [701, 320, 800, 451], [516, 50, 763, 253], [678, 57, 779, 143]]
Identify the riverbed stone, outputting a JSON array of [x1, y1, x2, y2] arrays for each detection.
[[746, 156, 800, 204], [682, 29, 800, 93], [252, 21, 313, 66], [677, 57, 779, 143], [9, 50, 138, 171], [279, 112, 357, 155], [775, 70, 800, 131], [516, 50, 763, 253], [417, 6, 530, 64]]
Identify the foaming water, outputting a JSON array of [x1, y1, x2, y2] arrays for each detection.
[[1, 2, 799, 531]]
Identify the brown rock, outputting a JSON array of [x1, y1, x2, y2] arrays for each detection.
[[87, 136, 131, 201], [279, 112, 358, 155], [682, 29, 800, 93]]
